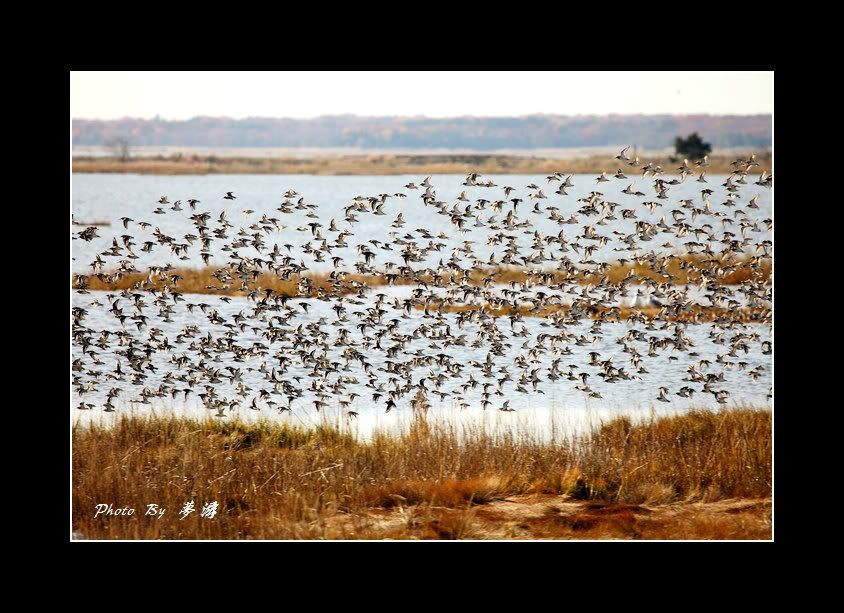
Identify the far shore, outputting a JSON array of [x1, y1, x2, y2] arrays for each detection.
[[72, 153, 772, 176]]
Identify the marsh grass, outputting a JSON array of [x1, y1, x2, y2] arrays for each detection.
[[74, 253, 770, 298], [72, 153, 772, 176], [72, 408, 771, 539], [412, 302, 769, 323]]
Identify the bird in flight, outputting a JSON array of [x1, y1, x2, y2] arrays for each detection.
[[71, 148, 771, 421]]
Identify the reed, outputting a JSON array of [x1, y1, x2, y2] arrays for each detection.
[[72, 153, 772, 176], [413, 302, 770, 323], [72, 253, 771, 297], [72, 407, 771, 539]]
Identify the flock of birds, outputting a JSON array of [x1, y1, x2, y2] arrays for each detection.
[[72, 149, 772, 417]]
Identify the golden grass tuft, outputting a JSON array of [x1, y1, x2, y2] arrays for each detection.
[[73, 252, 770, 300]]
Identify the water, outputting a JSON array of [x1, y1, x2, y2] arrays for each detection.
[[71, 172, 772, 436], [71, 173, 772, 274]]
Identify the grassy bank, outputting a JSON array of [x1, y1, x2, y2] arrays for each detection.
[[72, 153, 772, 176], [73, 255, 771, 322], [74, 254, 771, 296], [72, 408, 772, 540], [412, 302, 770, 323]]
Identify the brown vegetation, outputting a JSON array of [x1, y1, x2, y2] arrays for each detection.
[[73, 254, 771, 323], [413, 302, 770, 323], [72, 408, 771, 540], [72, 153, 772, 176], [74, 253, 771, 296]]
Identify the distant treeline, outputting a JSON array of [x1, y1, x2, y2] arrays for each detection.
[[73, 114, 772, 150]]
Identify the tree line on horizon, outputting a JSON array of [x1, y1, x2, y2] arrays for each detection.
[[74, 114, 771, 150]]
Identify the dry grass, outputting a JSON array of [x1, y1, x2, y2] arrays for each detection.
[[72, 408, 771, 539], [73, 253, 770, 297], [77, 267, 406, 299], [470, 496, 771, 540], [74, 254, 770, 323], [421, 254, 770, 287], [80, 267, 317, 298], [413, 302, 769, 323], [72, 153, 772, 176]]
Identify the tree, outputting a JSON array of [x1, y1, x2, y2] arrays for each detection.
[[674, 132, 711, 160], [105, 137, 132, 162]]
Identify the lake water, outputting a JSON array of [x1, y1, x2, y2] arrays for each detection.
[[72, 173, 772, 436], [71, 173, 771, 272]]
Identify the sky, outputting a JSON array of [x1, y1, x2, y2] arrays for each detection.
[[71, 71, 773, 120]]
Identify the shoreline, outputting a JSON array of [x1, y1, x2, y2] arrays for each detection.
[[72, 153, 772, 176], [72, 256, 772, 294]]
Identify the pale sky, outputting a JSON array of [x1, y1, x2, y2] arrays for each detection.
[[71, 71, 773, 120]]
